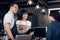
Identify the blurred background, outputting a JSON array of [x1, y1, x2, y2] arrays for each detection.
[[0, 0, 60, 39]]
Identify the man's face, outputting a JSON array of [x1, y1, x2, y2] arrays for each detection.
[[11, 4, 18, 13]]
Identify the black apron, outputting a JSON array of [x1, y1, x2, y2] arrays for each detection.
[[11, 22, 18, 38]]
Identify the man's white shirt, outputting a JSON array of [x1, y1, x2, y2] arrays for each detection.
[[3, 11, 14, 29], [3, 11, 14, 40]]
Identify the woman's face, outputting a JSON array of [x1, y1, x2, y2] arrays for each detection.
[[22, 13, 28, 20]]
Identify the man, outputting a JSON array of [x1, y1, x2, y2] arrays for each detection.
[[3, 3, 18, 40], [46, 11, 60, 40]]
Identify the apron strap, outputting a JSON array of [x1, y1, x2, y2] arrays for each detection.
[[11, 23, 18, 38]]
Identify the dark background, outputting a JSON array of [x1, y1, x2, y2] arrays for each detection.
[[0, 0, 60, 36]]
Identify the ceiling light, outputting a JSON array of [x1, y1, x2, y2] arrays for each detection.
[[41, 9, 45, 12], [35, 5, 40, 9], [27, 0, 33, 5], [58, 10, 60, 13]]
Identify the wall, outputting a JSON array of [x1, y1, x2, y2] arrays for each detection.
[[19, 7, 48, 27]]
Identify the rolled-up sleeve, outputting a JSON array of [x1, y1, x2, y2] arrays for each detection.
[[3, 14, 12, 26]]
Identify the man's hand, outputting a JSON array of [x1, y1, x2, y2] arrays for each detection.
[[11, 38, 14, 40], [9, 35, 14, 40], [9, 37, 14, 40]]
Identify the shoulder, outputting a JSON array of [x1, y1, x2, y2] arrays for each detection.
[[26, 20, 31, 27], [16, 20, 21, 24], [47, 21, 56, 29], [16, 20, 21, 22], [4, 13, 12, 18], [27, 20, 31, 24]]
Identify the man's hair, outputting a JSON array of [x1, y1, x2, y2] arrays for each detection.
[[50, 10, 60, 22], [10, 2, 18, 7]]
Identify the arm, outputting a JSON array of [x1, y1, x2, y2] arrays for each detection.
[[4, 14, 14, 40], [4, 23, 14, 40]]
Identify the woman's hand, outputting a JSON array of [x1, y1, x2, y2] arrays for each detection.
[[19, 26, 23, 30], [18, 25, 30, 32], [18, 25, 24, 30], [23, 26, 29, 32]]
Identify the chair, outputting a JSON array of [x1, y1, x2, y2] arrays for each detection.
[[15, 35, 32, 40]]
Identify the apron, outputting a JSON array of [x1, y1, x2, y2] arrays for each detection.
[[5, 22, 18, 40], [11, 22, 18, 38]]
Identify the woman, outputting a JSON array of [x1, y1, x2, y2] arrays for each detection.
[[16, 10, 31, 34], [46, 11, 60, 40]]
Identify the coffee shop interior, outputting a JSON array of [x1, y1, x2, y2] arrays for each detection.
[[0, 0, 60, 40]]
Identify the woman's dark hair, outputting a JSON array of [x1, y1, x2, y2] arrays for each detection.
[[18, 10, 28, 20], [50, 11, 60, 22]]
